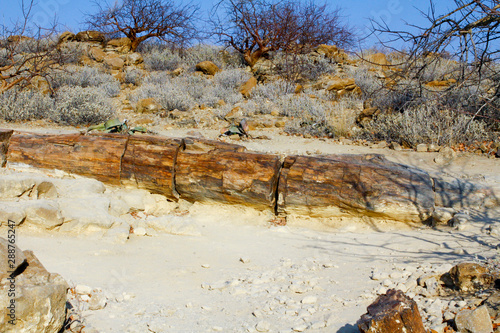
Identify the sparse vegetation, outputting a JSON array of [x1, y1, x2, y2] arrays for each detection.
[[0, 0, 497, 153]]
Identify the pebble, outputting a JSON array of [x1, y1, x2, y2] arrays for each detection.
[[240, 257, 251, 263], [133, 227, 147, 236], [301, 296, 317, 304], [201, 264, 210, 268], [292, 324, 308, 332], [255, 321, 271, 332]]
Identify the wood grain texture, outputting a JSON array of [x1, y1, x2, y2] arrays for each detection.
[[278, 154, 434, 222], [0, 129, 13, 167], [175, 139, 281, 210], [8, 132, 128, 185], [120, 135, 183, 199]]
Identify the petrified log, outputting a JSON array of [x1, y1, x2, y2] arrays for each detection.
[[175, 138, 281, 210], [120, 135, 183, 199], [8, 132, 128, 185], [357, 289, 426, 333], [277, 154, 434, 223], [0, 129, 13, 167]]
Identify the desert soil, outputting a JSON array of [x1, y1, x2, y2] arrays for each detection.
[[3, 123, 500, 332]]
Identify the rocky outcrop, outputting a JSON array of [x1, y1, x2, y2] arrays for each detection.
[[0, 241, 68, 333], [357, 289, 426, 333], [135, 98, 162, 114], [75, 30, 105, 44], [195, 61, 220, 76], [240, 76, 257, 97]]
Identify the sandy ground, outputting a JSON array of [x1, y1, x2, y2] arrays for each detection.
[[3, 123, 500, 332]]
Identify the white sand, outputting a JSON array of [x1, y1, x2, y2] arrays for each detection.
[[5, 126, 500, 332]]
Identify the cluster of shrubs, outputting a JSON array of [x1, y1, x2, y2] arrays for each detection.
[[1, 38, 497, 149]]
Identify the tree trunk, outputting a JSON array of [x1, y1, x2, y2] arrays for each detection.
[[120, 135, 184, 199], [8, 132, 128, 185], [277, 154, 434, 223], [0, 129, 13, 167], [175, 138, 281, 210]]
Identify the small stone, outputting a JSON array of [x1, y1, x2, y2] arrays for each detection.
[[201, 264, 210, 268], [389, 142, 402, 151], [416, 144, 428, 152], [455, 305, 493, 333], [134, 227, 147, 236], [255, 320, 271, 332], [240, 257, 251, 263], [212, 326, 223, 332], [75, 285, 93, 295], [433, 207, 456, 225], [292, 323, 308, 332], [301, 296, 318, 304], [449, 213, 469, 227]]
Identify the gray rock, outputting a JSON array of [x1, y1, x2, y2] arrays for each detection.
[[416, 144, 428, 152], [0, 249, 68, 333], [24, 201, 64, 230], [455, 305, 493, 333], [146, 215, 201, 236], [57, 197, 118, 233], [0, 175, 36, 199], [432, 207, 456, 225], [449, 212, 469, 227], [0, 203, 26, 226]]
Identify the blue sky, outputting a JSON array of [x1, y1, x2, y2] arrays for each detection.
[[1, 0, 456, 48]]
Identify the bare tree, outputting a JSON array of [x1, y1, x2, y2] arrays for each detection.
[[0, 0, 64, 94], [212, 0, 356, 66], [369, 0, 500, 128], [85, 0, 199, 51]]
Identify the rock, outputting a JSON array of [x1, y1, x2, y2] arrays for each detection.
[[136, 98, 162, 114], [416, 144, 428, 152], [106, 37, 132, 53], [57, 197, 118, 233], [35, 181, 58, 199], [314, 44, 348, 63], [455, 305, 493, 333], [481, 291, 500, 319], [449, 212, 469, 227], [363, 53, 390, 68], [357, 289, 426, 333], [0, 238, 27, 280], [0, 247, 68, 333], [75, 30, 105, 44], [0, 203, 26, 226], [58, 31, 75, 43], [428, 144, 441, 152], [432, 207, 456, 225], [301, 296, 317, 304], [24, 201, 64, 230], [0, 174, 36, 199], [195, 61, 220, 75], [240, 76, 257, 97], [447, 263, 494, 292], [145, 215, 201, 236], [126, 52, 143, 65], [255, 320, 271, 332], [104, 55, 125, 70], [434, 147, 457, 165], [89, 47, 106, 62]]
